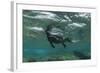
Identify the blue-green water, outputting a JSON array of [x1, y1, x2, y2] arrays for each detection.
[[23, 10, 91, 62]]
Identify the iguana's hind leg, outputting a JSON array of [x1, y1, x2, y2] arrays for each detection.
[[49, 41, 55, 48], [62, 42, 66, 48]]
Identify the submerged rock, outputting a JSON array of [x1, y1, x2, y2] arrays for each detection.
[[73, 51, 91, 59]]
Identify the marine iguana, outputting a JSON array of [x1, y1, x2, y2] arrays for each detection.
[[45, 24, 72, 48]]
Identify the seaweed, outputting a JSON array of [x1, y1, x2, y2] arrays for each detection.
[[28, 58, 37, 62]]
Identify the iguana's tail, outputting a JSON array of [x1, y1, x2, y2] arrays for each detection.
[[64, 37, 72, 43]]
